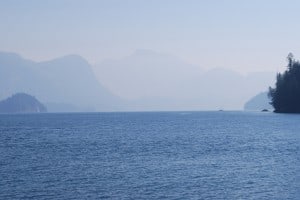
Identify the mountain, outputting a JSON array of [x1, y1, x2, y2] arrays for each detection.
[[0, 93, 47, 113], [1, 50, 277, 111], [0, 51, 123, 112], [244, 92, 273, 111], [94, 49, 203, 100], [94, 49, 276, 110]]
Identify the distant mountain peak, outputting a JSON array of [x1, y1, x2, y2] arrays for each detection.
[[39, 54, 92, 72], [0, 51, 122, 112], [45, 54, 88, 64]]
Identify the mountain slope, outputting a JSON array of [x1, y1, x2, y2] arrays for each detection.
[[0, 51, 122, 111], [1, 50, 277, 111], [94, 49, 203, 100], [94, 50, 276, 110], [0, 93, 47, 113]]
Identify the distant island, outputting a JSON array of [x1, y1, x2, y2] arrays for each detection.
[[269, 54, 300, 113], [0, 93, 47, 113], [244, 91, 272, 111]]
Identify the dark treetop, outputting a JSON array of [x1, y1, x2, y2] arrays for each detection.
[[269, 53, 300, 113], [0, 93, 47, 113]]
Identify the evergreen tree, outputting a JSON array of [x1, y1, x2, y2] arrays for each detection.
[[269, 54, 300, 113]]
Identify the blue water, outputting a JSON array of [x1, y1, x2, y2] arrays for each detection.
[[0, 112, 299, 199]]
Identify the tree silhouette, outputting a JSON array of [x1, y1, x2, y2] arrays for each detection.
[[269, 53, 300, 113]]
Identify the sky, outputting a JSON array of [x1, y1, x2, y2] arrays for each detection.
[[1, 0, 300, 73]]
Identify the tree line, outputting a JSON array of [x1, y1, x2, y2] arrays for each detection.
[[269, 53, 300, 113]]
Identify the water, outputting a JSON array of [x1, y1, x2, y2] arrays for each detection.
[[0, 111, 299, 199]]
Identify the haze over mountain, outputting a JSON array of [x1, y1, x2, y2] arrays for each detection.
[[0, 51, 122, 112], [1, 50, 277, 111], [94, 49, 276, 110], [0, 1, 298, 111]]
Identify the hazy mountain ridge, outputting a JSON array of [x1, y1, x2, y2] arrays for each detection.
[[94, 49, 203, 100], [0, 51, 123, 112], [94, 49, 276, 110], [1, 50, 277, 111]]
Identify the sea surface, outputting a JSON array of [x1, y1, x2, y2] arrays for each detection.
[[0, 111, 299, 199]]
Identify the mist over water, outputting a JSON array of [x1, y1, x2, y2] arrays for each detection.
[[1, 112, 299, 199]]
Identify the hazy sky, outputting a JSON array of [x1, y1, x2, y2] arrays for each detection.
[[1, 0, 300, 72]]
